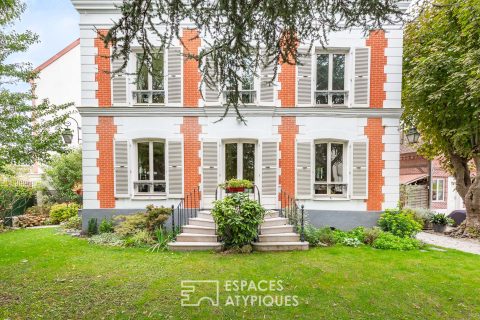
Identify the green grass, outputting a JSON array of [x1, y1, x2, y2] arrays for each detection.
[[1, 228, 479, 319]]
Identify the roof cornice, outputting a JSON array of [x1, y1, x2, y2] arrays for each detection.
[[71, 0, 122, 13]]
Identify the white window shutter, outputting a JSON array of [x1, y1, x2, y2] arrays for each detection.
[[111, 57, 127, 105], [296, 141, 313, 198], [351, 141, 368, 199], [259, 53, 275, 104], [297, 48, 312, 106], [203, 55, 221, 105], [167, 140, 183, 196], [167, 47, 182, 105], [202, 141, 219, 195], [261, 141, 278, 196], [352, 47, 370, 107], [114, 140, 129, 197]]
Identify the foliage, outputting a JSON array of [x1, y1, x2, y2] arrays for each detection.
[[25, 204, 51, 216], [362, 227, 383, 246], [145, 205, 172, 232], [88, 233, 125, 247], [124, 230, 155, 247], [430, 213, 454, 226], [0, 0, 71, 174], [98, 218, 115, 233], [43, 149, 82, 203], [105, 0, 402, 121], [48, 203, 79, 224], [114, 213, 148, 238], [221, 179, 253, 189], [61, 215, 81, 230], [408, 208, 435, 226], [211, 193, 265, 248], [148, 228, 178, 252], [342, 237, 362, 248], [304, 225, 336, 247], [87, 218, 98, 236], [402, 0, 480, 228], [372, 232, 421, 251], [378, 208, 423, 238], [0, 180, 34, 221]]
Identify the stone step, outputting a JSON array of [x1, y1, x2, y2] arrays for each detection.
[[258, 233, 300, 242], [261, 217, 288, 228], [197, 212, 213, 220], [252, 242, 309, 252], [168, 242, 222, 252], [198, 210, 211, 215], [189, 217, 215, 227], [260, 225, 294, 234], [264, 210, 279, 219], [176, 233, 218, 243], [182, 225, 216, 235]]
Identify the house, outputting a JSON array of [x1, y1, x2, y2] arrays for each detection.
[[71, 1, 410, 231]]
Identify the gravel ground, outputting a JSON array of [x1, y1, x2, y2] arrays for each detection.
[[417, 231, 480, 255]]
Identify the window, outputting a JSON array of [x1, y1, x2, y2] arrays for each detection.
[[135, 141, 166, 194], [134, 53, 164, 104], [224, 142, 255, 182], [432, 179, 445, 201], [315, 52, 347, 106], [224, 67, 256, 104], [314, 142, 347, 196]]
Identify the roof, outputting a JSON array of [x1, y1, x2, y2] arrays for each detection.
[[35, 38, 80, 72], [400, 174, 428, 185]]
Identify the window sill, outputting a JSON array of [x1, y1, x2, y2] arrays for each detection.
[[131, 194, 167, 201], [312, 196, 350, 201]]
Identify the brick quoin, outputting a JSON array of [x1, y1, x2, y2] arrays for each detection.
[[366, 30, 388, 109], [182, 29, 201, 108], [278, 60, 296, 108], [181, 117, 202, 207], [95, 29, 112, 107], [278, 117, 299, 203], [365, 118, 385, 211], [96, 117, 117, 208]]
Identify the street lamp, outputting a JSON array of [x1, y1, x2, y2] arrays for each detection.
[[405, 127, 420, 144], [62, 117, 81, 145]]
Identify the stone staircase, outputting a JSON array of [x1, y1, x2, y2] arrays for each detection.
[[168, 210, 308, 252]]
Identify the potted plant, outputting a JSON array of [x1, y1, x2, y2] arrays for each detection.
[[430, 213, 454, 233], [221, 179, 253, 193]]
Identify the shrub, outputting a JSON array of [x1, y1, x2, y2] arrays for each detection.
[[0, 180, 35, 221], [114, 213, 148, 237], [149, 228, 178, 252], [372, 232, 421, 251], [221, 178, 253, 189], [88, 233, 124, 247], [378, 208, 422, 238], [363, 227, 383, 245], [87, 218, 98, 235], [408, 208, 434, 226], [49, 203, 80, 224], [145, 205, 172, 232], [62, 215, 81, 230], [25, 204, 52, 216], [124, 230, 154, 247], [342, 237, 362, 247], [304, 225, 337, 247], [430, 213, 454, 226], [99, 218, 115, 233], [211, 193, 265, 248]]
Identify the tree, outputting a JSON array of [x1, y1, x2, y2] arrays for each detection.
[[105, 0, 403, 120], [0, 0, 70, 174], [402, 0, 480, 233]]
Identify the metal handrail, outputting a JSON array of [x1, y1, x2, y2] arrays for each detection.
[[279, 189, 305, 242], [171, 186, 200, 233]]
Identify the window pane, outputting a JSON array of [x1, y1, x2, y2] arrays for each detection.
[[332, 94, 345, 105], [330, 184, 346, 195], [432, 180, 438, 200], [314, 184, 327, 195], [331, 143, 343, 183], [332, 54, 345, 90], [153, 142, 165, 181], [243, 143, 255, 183], [225, 143, 237, 181], [153, 183, 166, 193], [137, 142, 150, 181], [152, 53, 164, 90], [315, 92, 328, 105], [137, 182, 150, 193], [316, 54, 329, 91], [136, 54, 148, 90], [315, 143, 327, 182]]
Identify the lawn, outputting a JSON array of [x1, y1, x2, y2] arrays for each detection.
[[1, 228, 479, 319]]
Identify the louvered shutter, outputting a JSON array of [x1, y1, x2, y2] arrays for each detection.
[[167, 140, 183, 196], [114, 140, 129, 197], [296, 141, 313, 198], [353, 48, 370, 107], [111, 57, 127, 105], [260, 54, 275, 104], [351, 141, 368, 199], [202, 141, 219, 195], [167, 47, 182, 105], [297, 49, 312, 106], [203, 55, 221, 104], [261, 141, 278, 196]]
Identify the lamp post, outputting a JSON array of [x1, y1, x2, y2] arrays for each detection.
[[62, 117, 81, 145]]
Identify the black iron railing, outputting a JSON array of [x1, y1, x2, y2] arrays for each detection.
[[279, 189, 305, 242], [171, 186, 200, 232], [214, 184, 261, 204]]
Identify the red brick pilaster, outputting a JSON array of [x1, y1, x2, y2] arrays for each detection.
[[278, 57, 296, 107], [278, 117, 299, 200], [182, 29, 201, 108], [366, 30, 388, 109], [96, 117, 117, 208], [365, 118, 385, 211], [95, 30, 111, 107], [181, 117, 202, 207]]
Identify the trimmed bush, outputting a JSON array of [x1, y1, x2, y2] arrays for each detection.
[[99, 218, 114, 233], [145, 205, 172, 232], [304, 225, 337, 247], [0, 180, 35, 222], [124, 230, 154, 247], [114, 213, 148, 237], [61, 215, 81, 230], [378, 208, 422, 238], [372, 232, 421, 251], [49, 203, 80, 224]]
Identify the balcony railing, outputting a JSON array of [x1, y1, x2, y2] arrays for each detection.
[[132, 90, 165, 104], [315, 90, 349, 106], [223, 90, 256, 104], [134, 181, 166, 195], [313, 182, 348, 196]]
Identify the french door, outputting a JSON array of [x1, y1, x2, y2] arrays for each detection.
[[224, 142, 255, 182]]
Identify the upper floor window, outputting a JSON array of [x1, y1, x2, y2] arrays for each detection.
[[134, 53, 164, 104], [135, 141, 166, 194], [314, 141, 347, 196], [432, 178, 445, 201], [224, 67, 256, 104], [315, 52, 347, 106]]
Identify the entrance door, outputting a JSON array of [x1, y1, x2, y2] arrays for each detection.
[[224, 142, 255, 182]]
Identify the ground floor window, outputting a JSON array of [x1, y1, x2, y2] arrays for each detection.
[[314, 141, 347, 196], [135, 141, 165, 194], [225, 142, 255, 182], [432, 178, 445, 201]]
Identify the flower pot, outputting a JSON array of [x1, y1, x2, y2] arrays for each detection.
[[226, 187, 246, 193], [432, 223, 447, 233]]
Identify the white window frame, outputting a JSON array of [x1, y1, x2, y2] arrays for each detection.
[[134, 139, 166, 195], [222, 67, 258, 105], [313, 140, 348, 197], [432, 178, 445, 202], [222, 139, 257, 182], [132, 52, 165, 105], [314, 50, 349, 107]]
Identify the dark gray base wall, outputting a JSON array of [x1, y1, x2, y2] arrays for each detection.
[[305, 210, 382, 230]]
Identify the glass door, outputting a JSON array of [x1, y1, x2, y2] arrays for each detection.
[[224, 142, 255, 182]]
